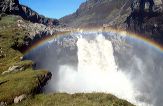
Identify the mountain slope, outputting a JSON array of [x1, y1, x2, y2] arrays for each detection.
[[60, 0, 130, 27]]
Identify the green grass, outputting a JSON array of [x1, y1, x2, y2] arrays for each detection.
[[0, 15, 51, 104], [0, 15, 28, 73], [0, 69, 49, 104], [0, 15, 19, 26], [11, 93, 134, 106]]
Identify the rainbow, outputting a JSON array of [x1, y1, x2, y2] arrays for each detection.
[[24, 28, 163, 55]]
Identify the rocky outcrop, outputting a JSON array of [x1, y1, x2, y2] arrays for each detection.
[[1, 60, 34, 75], [2, 66, 24, 75], [0, 0, 59, 26], [21, 5, 59, 26], [35, 72, 52, 93], [11, 17, 72, 52]]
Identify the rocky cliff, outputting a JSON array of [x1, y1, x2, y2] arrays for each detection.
[[0, 0, 59, 26], [125, 0, 163, 44]]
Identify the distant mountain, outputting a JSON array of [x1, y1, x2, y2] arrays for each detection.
[[60, 0, 130, 27], [0, 0, 59, 26]]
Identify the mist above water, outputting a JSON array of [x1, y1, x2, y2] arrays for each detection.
[[24, 32, 163, 106]]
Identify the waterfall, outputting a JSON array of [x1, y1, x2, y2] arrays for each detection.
[[56, 34, 140, 105], [77, 34, 117, 72], [25, 32, 163, 106]]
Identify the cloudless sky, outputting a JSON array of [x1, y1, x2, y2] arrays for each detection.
[[19, 0, 86, 19]]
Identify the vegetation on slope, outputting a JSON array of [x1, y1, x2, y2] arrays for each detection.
[[11, 93, 134, 106], [0, 14, 134, 106], [0, 15, 27, 73], [0, 15, 51, 105]]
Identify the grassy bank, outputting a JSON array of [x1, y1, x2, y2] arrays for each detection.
[[11, 93, 134, 106], [0, 15, 51, 104]]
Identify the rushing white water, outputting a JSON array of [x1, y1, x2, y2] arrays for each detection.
[[51, 34, 142, 105], [24, 32, 163, 106]]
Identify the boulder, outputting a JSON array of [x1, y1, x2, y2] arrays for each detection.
[[14, 94, 26, 104]]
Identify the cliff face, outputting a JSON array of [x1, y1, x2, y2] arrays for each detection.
[[125, 0, 163, 44], [0, 0, 59, 26]]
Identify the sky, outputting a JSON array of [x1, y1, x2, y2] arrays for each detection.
[[19, 0, 86, 19]]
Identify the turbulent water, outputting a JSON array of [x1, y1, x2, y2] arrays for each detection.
[[24, 32, 163, 106]]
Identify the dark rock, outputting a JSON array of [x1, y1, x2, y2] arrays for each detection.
[[21, 5, 59, 26], [0, 0, 20, 14], [126, 0, 163, 44], [34, 72, 52, 93]]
